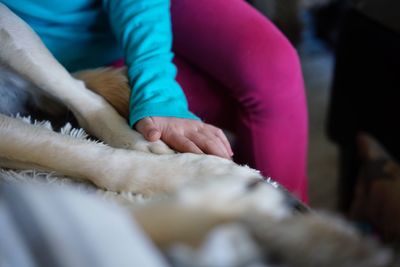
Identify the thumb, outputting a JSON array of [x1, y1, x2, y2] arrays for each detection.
[[135, 117, 161, 142]]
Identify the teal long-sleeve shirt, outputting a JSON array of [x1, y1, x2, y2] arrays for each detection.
[[2, 0, 199, 126]]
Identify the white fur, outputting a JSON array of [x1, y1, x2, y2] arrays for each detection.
[[0, 3, 282, 216], [0, 4, 171, 154], [0, 5, 394, 267]]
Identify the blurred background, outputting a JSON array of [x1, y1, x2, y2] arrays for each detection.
[[250, 0, 400, 219], [250, 0, 343, 211]]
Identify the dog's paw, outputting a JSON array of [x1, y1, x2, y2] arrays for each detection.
[[94, 152, 263, 197], [170, 155, 291, 218], [181, 154, 262, 180], [95, 122, 175, 155], [130, 138, 175, 155], [76, 106, 175, 154], [96, 123, 174, 154], [177, 174, 290, 220]]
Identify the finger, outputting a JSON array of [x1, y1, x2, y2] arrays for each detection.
[[135, 117, 161, 142], [209, 126, 233, 157], [198, 128, 232, 159], [187, 131, 230, 159], [164, 133, 203, 154]]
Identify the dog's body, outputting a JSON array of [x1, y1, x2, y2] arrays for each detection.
[[0, 3, 395, 267], [0, 1, 290, 240], [0, 3, 266, 197]]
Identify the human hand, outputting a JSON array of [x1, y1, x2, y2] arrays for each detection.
[[135, 117, 233, 159]]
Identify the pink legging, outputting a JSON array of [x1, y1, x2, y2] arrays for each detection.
[[170, 0, 308, 201]]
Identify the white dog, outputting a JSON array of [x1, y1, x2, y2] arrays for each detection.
[[0, 4, 393, 267], [0, 3, 266, 196]]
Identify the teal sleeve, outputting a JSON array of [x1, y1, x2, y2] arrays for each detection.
[[102, 0, 200, 127]]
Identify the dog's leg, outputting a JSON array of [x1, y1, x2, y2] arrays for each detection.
[[73, 67, 130, 119], [0, 4, 172, 154], [0, 114, 262, 195], [0, 114, 128, 186]]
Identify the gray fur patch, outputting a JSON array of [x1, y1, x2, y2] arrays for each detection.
[[0, 64, 32, 115]]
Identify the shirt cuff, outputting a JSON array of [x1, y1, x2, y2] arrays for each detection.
[[129, 103, 201, 128]]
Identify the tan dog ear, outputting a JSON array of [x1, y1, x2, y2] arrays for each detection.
[[356, 132, 390, 162], [73, 67, 130, 119]]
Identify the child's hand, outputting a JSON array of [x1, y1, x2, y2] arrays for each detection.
[[135, 117, 233, 159]]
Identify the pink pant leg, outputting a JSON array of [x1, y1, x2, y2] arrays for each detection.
[[171, 0, 309, 201], [173, 57, 236, 130]]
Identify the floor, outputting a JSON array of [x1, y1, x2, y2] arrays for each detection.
[[299, 22, 339, 211], [298, 12, 337, 210]]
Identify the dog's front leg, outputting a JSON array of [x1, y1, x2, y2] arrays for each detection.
[[0, 114, 263, 196], [0, 114, 118, 185], [0, 4, 172, 154], [0, 114, 171, 193]]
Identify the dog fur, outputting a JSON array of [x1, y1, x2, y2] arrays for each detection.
[[0, 3, 395, 267], [0, 3, 267, 196]]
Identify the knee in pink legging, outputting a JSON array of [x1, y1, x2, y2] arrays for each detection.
[[171, 0, 309, 201]]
